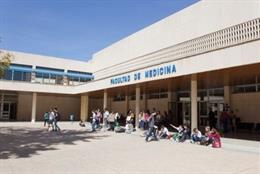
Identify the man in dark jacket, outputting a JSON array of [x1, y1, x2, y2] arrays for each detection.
[[208, 108, 216, 129]]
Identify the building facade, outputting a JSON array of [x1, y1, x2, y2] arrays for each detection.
[[0, 0, 260, 133]]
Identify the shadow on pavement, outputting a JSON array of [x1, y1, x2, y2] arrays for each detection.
[[0, 126, 109, 160]]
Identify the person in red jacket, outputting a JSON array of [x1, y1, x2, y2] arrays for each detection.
[[208, 128, 222, 148]]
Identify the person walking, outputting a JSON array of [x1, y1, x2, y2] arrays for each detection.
[[53, 108, 61, 131], [43, 111, 49, 127], [91, 110, 97, 132], [145, 112, 158, 142], [48, 109, 55, 131]]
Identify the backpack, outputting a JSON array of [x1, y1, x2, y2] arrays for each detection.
[[44, 112, 49, 120]]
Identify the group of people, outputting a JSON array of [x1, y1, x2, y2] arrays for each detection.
[[81, 107, 222, 148], [138, 110, 170, 130], [208, 104, 237, 134], [43, 108, 61, 131], [190, 126, 221, 147], [84, 108, 123, 132], [156, 124, 221, 148]]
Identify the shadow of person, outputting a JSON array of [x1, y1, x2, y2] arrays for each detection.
[[0, 126, 109, 160]]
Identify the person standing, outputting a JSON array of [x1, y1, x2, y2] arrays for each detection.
[[43, 111, 49, 127], [107, 111, 115, 131], [230, 110, 237, 134], [91, 110, 97, 132], [145, 112, 158, 142], [103, 108, 109, 128], [221, 108, 230, 133], [54, 108, 61, 131], [208, 108, 216, 129], [48, 109, 55, 131], [96, 109, 102, 129]]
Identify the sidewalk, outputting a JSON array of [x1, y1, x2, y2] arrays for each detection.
[[0, 122, 259, 174]]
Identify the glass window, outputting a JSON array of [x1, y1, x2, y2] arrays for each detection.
[[68, 76, 80, 85], [148, 93, 159, 99], [213, 88, 224, 96], [113, 94, 125, 101], [199, 102, 208, 116], [233, 86, 244, 93], [244, 85, 257, 92], [43, 73, 50, 83], [79, 77, 90, 84], [160, 93, 168, 98], [130, 95, 136, 100], [198, 90, 207, 98], [3, 70, 13, 80], [56, 75, 63, 84], [35, 72, 43, 83], [22, 72, 31, 82], [13, 71, 22, 81], [50, 74, 56, 84]]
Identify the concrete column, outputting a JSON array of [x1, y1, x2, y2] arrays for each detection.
[[31, 92, 37, 123], [224, 72, 231, 106], [224, 86, 231, 106], [31, 65, 36, 83], [143, 86, 147, 111], [103, 89, 108, 124], [191, 74, 198, 130], [103, 89, 108, 110], [125, 88, 129, 116], [167, 82, 172, 102], [80, 94, 89, 122], [135, 85, 141, 128]]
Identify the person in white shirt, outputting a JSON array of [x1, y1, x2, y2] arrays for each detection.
[[191, 128, 202, 143], [48, 109, 55, 131], [103, 109, 109, 128], [159, 125, 170, 139], [91, 110, 97, 132]]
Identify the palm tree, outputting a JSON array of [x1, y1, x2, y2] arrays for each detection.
[[0, 51, 12, 78]]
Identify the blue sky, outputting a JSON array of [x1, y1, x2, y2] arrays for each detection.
[[0, 0, 198, 61]]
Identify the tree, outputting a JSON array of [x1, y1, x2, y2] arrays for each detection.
[[0, 51, 12, 78]]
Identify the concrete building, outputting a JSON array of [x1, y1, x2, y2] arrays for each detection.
[[0, 0, 260, 133]]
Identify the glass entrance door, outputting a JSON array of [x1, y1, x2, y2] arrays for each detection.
[[1, 102, 11, 120], [198, 99, 224, 129], [177, 101, 191, 126], [208, 101, 224, 129], [198, 101, 208, 129]]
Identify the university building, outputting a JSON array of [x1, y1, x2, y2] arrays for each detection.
[[0, 0, 260, 133]]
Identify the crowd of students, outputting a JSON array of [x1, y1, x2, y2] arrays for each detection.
[[81, 108, 221, 148], [43, 107, 61, 131]]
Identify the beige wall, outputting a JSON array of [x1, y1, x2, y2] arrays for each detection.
[[17, 93, 80, 121], [147, 98, 169, 114], [35, 94, 80, 121], [110, 101, 125, 116], [109, 98, 169, 117], [17, 93, 32, 121], [89, 98, 103, 116], [92, 0, 260, 72], [231, 92, 260, 123]]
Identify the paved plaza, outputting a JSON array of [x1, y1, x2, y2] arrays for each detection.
[[0, 122, 259, 174]]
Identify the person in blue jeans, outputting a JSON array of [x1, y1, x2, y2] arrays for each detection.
[[91, 110, 97, 132], [191, 128, 202, 143], [145, 112, 158, 142], [54, 108, 61, 131]]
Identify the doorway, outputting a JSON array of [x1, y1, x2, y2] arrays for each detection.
[[0, 93, 18, 121]]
